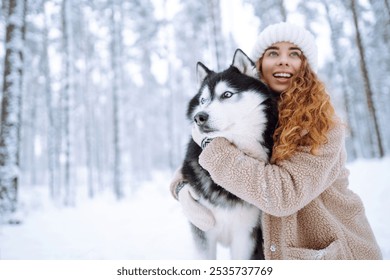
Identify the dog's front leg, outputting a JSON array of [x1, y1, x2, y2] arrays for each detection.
[[200, 231, 217, 259], [230, 232, 256, 260], [191, 225, 217, 259]]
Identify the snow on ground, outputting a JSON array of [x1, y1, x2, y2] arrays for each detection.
[[0, 158, 389, 260], [0, 174, 199, 260]]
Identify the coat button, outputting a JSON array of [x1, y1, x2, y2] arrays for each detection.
[[270, 244, 276, 252]]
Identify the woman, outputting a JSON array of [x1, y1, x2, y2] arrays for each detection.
[[170, 22, 382, 260]]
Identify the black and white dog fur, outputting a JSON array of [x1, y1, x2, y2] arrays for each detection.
[[181, 49, 278, 259]]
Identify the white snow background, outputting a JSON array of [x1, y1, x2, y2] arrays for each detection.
[[0, 157, 389, 260]]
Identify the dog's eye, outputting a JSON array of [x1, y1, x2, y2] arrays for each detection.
[[221, 91, 233, 99]]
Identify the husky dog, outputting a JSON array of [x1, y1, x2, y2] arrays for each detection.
[[181, 49, 278, 259]]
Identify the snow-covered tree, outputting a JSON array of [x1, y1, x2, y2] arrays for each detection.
[[0, 0, 26, 221], [349, 0, 384, 158], [1, 0, 389, 214], [110, 0, 123, 199]]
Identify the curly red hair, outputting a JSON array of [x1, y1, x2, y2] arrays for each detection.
[[258, 55, 336, 163]]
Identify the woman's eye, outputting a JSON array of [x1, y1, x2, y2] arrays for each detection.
[[290, 51, 301, 57], [268, 51, 278, 57], [221, 91, 233, 99]]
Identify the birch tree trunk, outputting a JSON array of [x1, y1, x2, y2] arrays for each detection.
[[110, 0, 123, 199], [83, 26, 95, 199], [61, 0, 75, 205], [0, 0, 26, 221], [43, 0, 59, 199]]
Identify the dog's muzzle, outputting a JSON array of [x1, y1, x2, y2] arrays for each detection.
[[194, 112, 216, 133], [194, 112, 209, 126]]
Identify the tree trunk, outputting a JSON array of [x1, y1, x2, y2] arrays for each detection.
[[61, 0, 75, 205], [0, 0, 26, 221], [350, 0, 384, 157], [110, 0, 123, 199], [323, 1, 358, 159], [43, 0, 60, 199]]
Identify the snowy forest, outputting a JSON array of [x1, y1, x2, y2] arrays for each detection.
[[0, 0, 390, 225]]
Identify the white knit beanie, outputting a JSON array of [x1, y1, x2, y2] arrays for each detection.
[[250, 22, 318, 72]]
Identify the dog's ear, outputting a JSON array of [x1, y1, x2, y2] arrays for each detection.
[[196, 62, 210, 86], [232, 49, 258, 79]]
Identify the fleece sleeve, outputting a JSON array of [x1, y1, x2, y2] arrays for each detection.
[[198, 122, 346, 217]]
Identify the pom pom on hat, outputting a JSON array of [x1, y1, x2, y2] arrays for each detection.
[[250, 22, 318, 72]]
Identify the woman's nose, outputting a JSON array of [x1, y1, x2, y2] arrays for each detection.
[[277, 54, 289, 66]]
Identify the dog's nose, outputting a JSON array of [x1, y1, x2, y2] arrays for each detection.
[[194, 112, 209, 126]]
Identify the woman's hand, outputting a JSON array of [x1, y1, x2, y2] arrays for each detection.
[[177, 183, 216, 232]]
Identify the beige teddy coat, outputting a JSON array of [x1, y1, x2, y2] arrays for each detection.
[[194, 120, 382, 260]]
